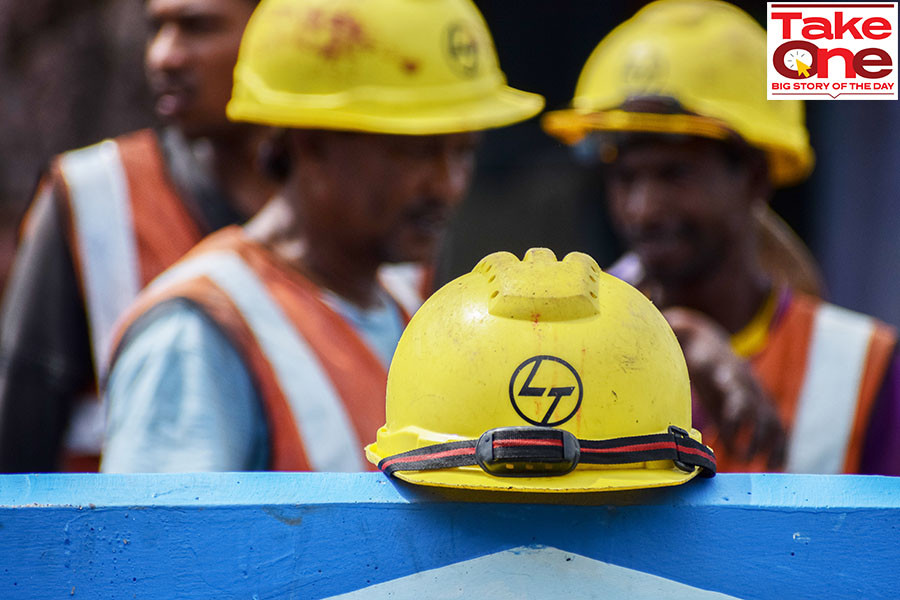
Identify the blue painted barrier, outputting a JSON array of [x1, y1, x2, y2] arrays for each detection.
[[1, 473, 898, 599]]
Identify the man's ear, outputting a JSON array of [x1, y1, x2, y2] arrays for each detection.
[[744, 150, 773, 209], [287, 130, 334, 200]]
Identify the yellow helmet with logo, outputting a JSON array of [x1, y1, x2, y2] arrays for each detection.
[[366, 248, 716, 492], [542, 0, 814, 187], [227, 0, 544, 134]]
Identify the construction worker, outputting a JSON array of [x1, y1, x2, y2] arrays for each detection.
[[542, 0, 899, 474], [369, 248, 716, 491], [0, 0, 275, 472], [100, 0, 544, 472]]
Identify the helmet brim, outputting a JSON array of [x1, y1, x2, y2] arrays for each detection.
[[542, 108, 734, 146], [228, 85, 544, 135], [541, 108, 814, 188]]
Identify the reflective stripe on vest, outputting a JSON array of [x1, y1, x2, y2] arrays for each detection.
[[152, 251, 366, 472], [785, 304, 875, 473], [59, 140, 142, 379]]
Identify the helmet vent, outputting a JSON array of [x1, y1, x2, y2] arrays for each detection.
[[479, 248, 603, 322]]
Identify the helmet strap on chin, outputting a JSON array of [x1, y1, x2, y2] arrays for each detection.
[[377, 425, 716, 479]]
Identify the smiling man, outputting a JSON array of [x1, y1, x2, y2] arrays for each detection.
[[100, 0, 543, 472], [0, 0, 275, 473]]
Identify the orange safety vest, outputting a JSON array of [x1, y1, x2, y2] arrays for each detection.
[[47, 130, 205, 470], [111, 227, 412, 471], [705, 291, 897, 473]]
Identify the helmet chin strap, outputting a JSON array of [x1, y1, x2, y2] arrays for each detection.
[[378, 426, 716, 479]]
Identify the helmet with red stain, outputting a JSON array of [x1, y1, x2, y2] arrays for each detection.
[[228, 0, 544, 133]]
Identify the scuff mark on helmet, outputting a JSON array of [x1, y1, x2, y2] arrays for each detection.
[[298, 9, 372, 60], [402, 58, 420, 74]]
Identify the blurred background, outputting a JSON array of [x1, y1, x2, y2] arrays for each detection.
[[0, 0, 898, 329]]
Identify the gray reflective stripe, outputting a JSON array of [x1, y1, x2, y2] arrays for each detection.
[[63, 395, 106, 454], [378, 263, 424, 316], [152, 252, 365, 472], [786, 304, 874, 474], [59, 140, 142, 379]]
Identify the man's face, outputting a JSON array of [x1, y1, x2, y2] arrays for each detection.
[[144, 0, 255, 139], [603, 136, 756, 284], [301, 131, 480, 265]]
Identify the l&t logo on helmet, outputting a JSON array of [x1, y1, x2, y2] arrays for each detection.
[[508, 355, 583, 427]]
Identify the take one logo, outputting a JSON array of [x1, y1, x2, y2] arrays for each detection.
[[508, 355, 583, 427], [767, 2, 898, 100]]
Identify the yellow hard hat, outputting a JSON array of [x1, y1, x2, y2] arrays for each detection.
[[542, 0, 814, 187], [366, 248, 716, 492], [227, 0, 544, 134]]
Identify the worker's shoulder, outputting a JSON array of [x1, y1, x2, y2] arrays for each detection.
[[48, 129, 162, 183], [38, 129, 173, 230], [789, 289, 897, 349], [54, 129, 159, 161]]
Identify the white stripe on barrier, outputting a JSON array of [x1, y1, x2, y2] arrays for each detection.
[[324, 546, 743, 600], [60, 140, 142, 379], [152, 252, 365, 472], [785, 304, 874, 474]]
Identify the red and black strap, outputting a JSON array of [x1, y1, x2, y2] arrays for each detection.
[[378, 426, 716, 479]]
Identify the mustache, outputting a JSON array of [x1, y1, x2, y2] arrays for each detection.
[[146, 71, 196, 98], [398, 199, 457, 238], [402, 199, 454, 226]]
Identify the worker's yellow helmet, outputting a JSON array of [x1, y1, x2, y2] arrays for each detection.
[[542, 0, 814, 187], [227, 0, 544, 134], [366, 248, 716, 492]]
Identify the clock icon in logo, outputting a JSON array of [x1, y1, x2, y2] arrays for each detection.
[[784, 48, 813, 78]]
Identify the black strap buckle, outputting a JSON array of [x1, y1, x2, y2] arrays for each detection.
[[668, 425, 695, 473], [475, 427, 580, 477]]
